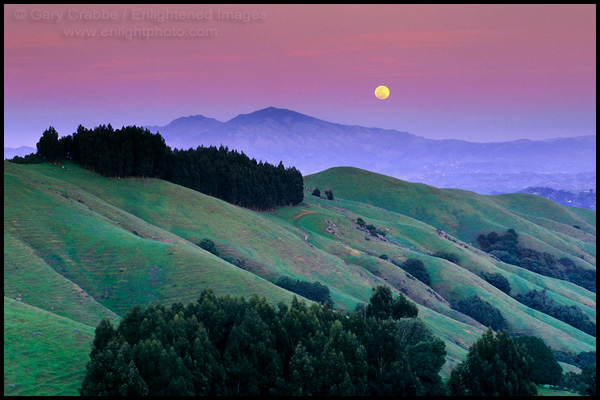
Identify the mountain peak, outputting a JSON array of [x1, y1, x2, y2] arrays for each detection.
[[227, 106, 314, 124], [168, 114, 222, 126]]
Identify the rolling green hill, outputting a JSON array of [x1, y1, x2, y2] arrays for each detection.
[[4, 162, 596, 395]]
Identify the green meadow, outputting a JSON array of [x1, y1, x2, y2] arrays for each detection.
[[4, 161, 596, 395]]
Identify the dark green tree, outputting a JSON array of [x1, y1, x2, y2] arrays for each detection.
[[80, 289, 447, 396], [408, 337, 447, 395], [433, 251, 460, 264], [447, 328, 537, 396], [275, 276, 331, 304], [223, 308, 282, 395], [513, 335, 562, 385], [362, 317, 420, 395], [198, 238, 219, 257], [366, 286, 418, 320], [580, 363, 596, 396], [455, 294, 509, 331], [399, 258, 431, 285], [514, 289, 596, 336], [311, 188, 321, 197], [480, 271, 511, 295], [36, 126, 62, 164]]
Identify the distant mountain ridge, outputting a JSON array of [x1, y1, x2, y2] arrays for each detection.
[[145, 107, 596, 194], [4, 146, 36, 160], [518, 187, 596, 210]]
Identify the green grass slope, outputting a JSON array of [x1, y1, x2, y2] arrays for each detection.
[[7, 161, 373, 310], [305, 167, 595, 269], [4, 297, 95, 396], [4, 161, 301, 317], [302, 168, 595, 349], [4, 161, 596, 394], [4, 231, 120, 326], [274, 192, 595, 353]]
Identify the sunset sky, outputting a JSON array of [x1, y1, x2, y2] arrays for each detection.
[[4, 4, 596, 148]]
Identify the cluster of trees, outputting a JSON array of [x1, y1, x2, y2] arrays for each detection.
[[394, 258, 431, 286], [572, 351, 596, 369], [197, 239, 219, 257], [356, 218, 387, 238], [512, 335, 563, 385], [432, 251, 460, 264], [8, 153, 44, 164], [450, 330, 595, 396], [164, 146, 304, 210], [514, 289, 596, 337], [311, 187, 334, 200], [454, 294, 509, 331], [68, 125, 167, 178], [554, 350, 596, 370], [560, 364, 596, 396], [80, 286, 447, 396], [477, 229, 596, 292], [447, 329, 537, 396], [555, 351, 596, 395], [274, 276, 331, 304], [19, 125, 305, 211], [479, 271, 512, 295], [36, 126, 65, 164]]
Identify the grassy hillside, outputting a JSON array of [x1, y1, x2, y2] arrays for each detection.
[[305, 167, 595, 267], [4, 297, 95, 396], [4, 161, 596, 395], [4, 161, 302, 316]]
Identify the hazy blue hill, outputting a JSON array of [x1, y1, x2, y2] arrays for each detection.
[[516, 187, 596, 210], [145, 114, 224, 150], [145, 107, 595, 194], [4, 146, 36, 160]]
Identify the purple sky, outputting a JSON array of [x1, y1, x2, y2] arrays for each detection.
[[4, 4, 596, 148]]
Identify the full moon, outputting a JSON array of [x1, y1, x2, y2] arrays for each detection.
[[374, 85, 390, 100]]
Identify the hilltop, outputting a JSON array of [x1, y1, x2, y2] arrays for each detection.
[[4, 161, 596, 395]]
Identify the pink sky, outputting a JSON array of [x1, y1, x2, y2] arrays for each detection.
[[4, 4, 596, 147]]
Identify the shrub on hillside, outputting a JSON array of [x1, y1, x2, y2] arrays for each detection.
[[275, 276, 331, 304], [480, 271, 511, 295], [433, 251, 460, 264], [477, 229, 596, 293], [397, 258, 431, 285], [489, 250, 520, 266], [198, 238, 219, 257], [455, 294, 509, 331], [365, 224, 386, 237], [576, 351, 596, 369], [514, 289, 596, 337]]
